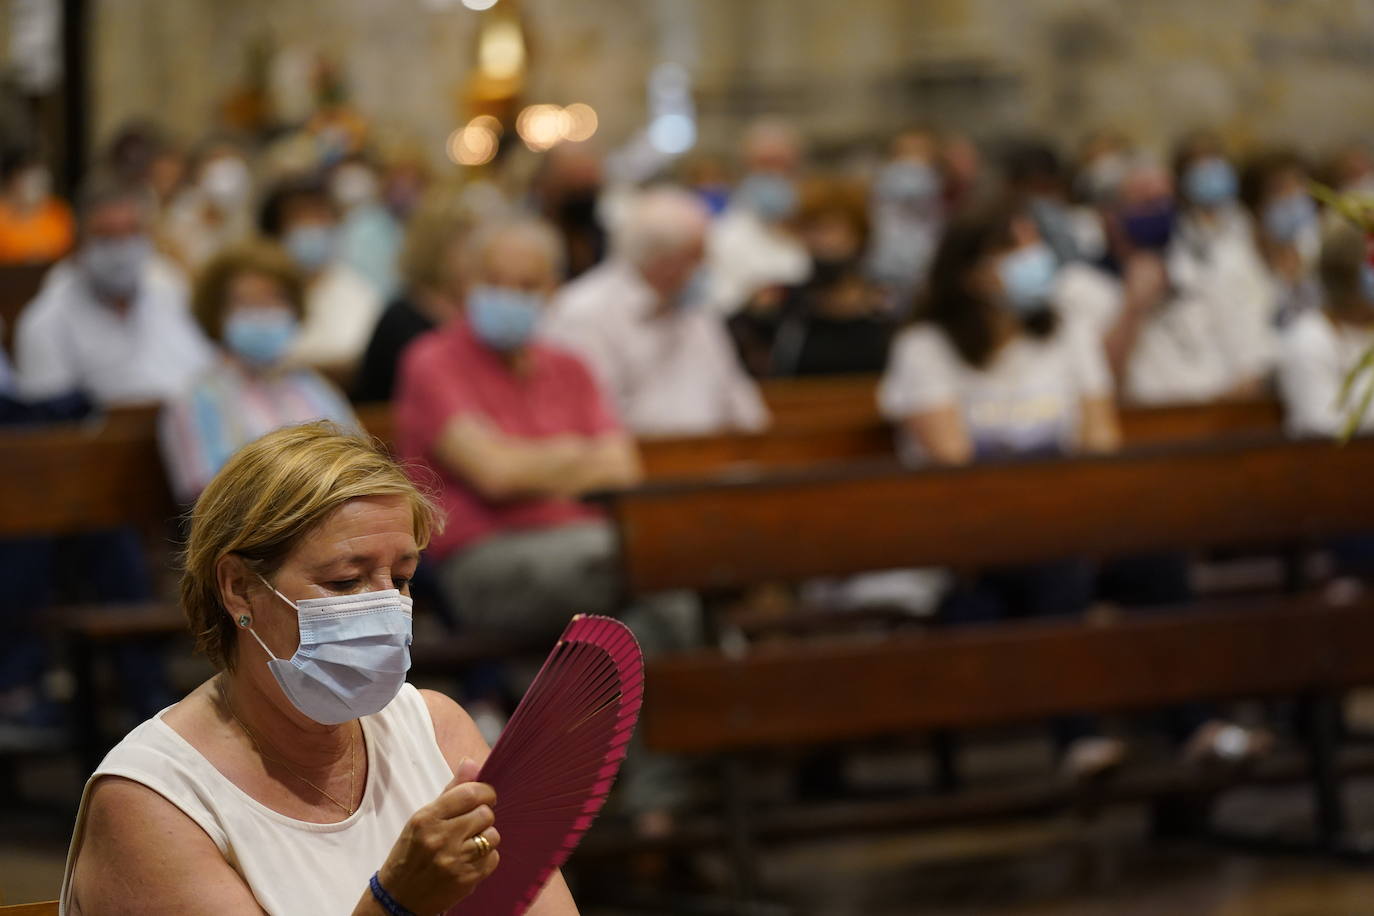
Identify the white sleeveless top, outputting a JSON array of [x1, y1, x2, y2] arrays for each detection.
[[60, 684, 454, 915]]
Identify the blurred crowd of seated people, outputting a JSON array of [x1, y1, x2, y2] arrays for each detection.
[[4, 102, 1374, 815]]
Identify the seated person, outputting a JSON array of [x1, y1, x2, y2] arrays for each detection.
[[881, 202, 1268, 772], [880, 201, 1122, 777], [879, 202, 1119, 465], [1278, 219, 1374, 438], [1111, 159, 1278, 404], [397, 220, 698, 829], [329, 154, 404, 300], [546, 186, 768, 436], [62, 423, 577, 914], [354, 198, 471, 403], [1243, 149, 1323, 327], [14, 171, 213, 405], [258, 175, 382, 375], [704, 118, 812, 315], [866, 127, 945, 307], [730, 178, 894, 377], [394, 217, 641, 640], [0, 146, 74, 264], [159, 242, 359, 503], [161, 137, 256, 271]]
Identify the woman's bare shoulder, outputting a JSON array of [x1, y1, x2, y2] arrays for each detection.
[[419, 689, 492, 772], [71, 776, 262, 914]]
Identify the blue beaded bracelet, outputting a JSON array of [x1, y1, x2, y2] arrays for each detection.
[[369, 872, 416, 916]]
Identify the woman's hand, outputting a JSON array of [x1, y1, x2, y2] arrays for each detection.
[[368, 758, 501, 914]]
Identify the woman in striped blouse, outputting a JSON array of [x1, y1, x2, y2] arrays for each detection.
[[159, 242, 359, 503]]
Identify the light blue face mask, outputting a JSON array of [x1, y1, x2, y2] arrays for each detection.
[[737, 173, 799, 222], [1264, 193, 1318, 243], [223, 307, 299, 367], [1183, 158, 1238, 208], [468, 284, 544, 352], [996, 243, 1057, 314], [875, 161, 941, 204], [243, 575, 413, 725], [283, 224, 337, 273], [670, 266, 709, 311]]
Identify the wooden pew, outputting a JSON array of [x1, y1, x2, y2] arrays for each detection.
[[757, 373, 881, 431], [605, 435, 1374, 595], [606, 442, 1374, 899], [0, 262, 52, 355], [0, 417, 175, 538], [638, 594, 1374, 899], [353, 396, 1286, 482]]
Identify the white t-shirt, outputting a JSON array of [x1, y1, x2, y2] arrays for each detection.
[[289, 263, 383, 370], [879, 320, 1111, 463], [1053, 261, 1123, 341], [704, 207, 811, 316], [14, 257, 214, 405], [545, 259, 769, 437], [1126, 208, 1279, 404], [1277, 308, 1374, 438]]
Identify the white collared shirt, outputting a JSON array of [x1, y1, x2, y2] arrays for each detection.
[[289, 262, 383, 370], [704, 207, 811, 316], [14, 257, 214, 405], [545, 259, 769, 437]]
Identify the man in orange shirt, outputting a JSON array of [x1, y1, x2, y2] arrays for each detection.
[[0, 148, 75, 264]]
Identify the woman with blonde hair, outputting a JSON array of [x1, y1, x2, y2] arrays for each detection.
[[63, 423, 578, 914]]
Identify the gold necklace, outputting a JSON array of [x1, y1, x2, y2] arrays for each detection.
[[216, 680, 358, 816]]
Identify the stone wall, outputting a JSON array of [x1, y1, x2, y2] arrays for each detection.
[[81, 0, 1374, 166]]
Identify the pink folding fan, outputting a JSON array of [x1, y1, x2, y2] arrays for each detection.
[[448, 614, 645, 916]]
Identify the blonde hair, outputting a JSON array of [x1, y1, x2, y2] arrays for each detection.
[[180, 422, 440, 670]]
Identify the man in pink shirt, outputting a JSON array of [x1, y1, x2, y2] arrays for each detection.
[[397, 217, 701, 830], [396, 216, 644, 636]]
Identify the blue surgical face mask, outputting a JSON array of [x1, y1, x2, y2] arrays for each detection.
[[996, 243, 1057, 314], [283, 224, 337, 273], [671, 266, 708, 311], [1183, 158, 1238, 208], [245, 574, 413, 725], [81, 235, 152, 302], [875, 160, 941, 204], [468, 284, 544, 352], [1264, 193, 1318, 243], [223, 306, 299, 367], [737, 173, 799, 222]]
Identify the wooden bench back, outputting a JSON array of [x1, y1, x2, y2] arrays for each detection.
[[0, 902, 59, 915], [0, 262, 53, 355], [607, 435, 1374, 594], [0, 414, 175, 537], [641, 596, 1374, 754]]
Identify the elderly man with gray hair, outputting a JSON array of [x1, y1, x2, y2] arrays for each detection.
[[545, 184, 769, 437], [15, 170, 213, 405]]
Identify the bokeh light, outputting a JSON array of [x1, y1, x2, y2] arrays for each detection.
[[517, 104, 572, 152], [478, 18, 525, 80], [446, 118, 500, 166], [563, 103, 599, 142]]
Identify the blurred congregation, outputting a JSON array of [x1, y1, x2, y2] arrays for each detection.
[[6, 0, 1374, 913]]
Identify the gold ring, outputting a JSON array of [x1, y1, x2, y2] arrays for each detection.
[[471, 833, 492, 858]]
